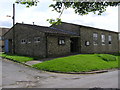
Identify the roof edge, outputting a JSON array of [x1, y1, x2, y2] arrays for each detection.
[[59, 22, 118, 33]]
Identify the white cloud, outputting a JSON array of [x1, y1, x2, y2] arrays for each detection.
[[0, 1, 118, 32], [61, 6, 118, 32]]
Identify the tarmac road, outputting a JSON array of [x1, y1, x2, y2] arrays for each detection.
[[1, 58, 119, 88]]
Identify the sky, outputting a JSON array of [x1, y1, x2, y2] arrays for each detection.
[[0, 0, 118, 32]]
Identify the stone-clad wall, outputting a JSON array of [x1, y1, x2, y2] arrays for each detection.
[[47, 35, 71, 57], [52, 22, 119, 54], [4, 24, 47, 58], [4, 23, 72, 58], [80, 26, 119, 53]]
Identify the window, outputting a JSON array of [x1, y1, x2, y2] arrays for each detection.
[[85, 41, 90, 46], [108, 35, 112, 44], [93, 33, 98, 45], [101, 34, 105, 45], [21, 39, 26, 44], [34, 37, 40, 43], [27, 39, 31, 44], [58, 37, 65, 45]]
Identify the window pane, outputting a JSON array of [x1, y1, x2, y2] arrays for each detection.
[[34, 37, 40, 43], [59, 40, 62, 44], [62, 40, 65, 44], [58, 37, 65, 45], [101, 34, 105, 45], [93, 33, 98, 45], [108, 35, 112, 41], [21, 39, 26, 44]]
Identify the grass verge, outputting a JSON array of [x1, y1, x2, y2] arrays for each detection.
[[0, 53, 34, 63], [32, 54, 119, 73]]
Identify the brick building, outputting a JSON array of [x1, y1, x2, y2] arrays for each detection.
[[3, 22, 120, 58]]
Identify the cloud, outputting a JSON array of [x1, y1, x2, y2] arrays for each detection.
[[0, 21, 12, 28], [0, 1, 118, 32], [61, 6, 118, 32]]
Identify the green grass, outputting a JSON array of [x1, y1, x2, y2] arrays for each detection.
[[97, 54, 117, 61], [32, 54, 119, 73], [0, 53, 34, 63]]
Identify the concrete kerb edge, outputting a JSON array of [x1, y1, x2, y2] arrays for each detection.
[[42, 69, 109, 74], [1, 57, 31, 67], [1, 56, 118, 74]]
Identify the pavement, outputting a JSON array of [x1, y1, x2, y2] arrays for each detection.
[[2, 58, 119, 88], [25, 60, 42, 66]]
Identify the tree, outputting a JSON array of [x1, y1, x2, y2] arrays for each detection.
[[15, 0, 120, 25]]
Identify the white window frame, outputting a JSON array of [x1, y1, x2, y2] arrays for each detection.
[[27, 39, 31, 44], [101, 34, 105, 45], [58, 37, 65, 45], [34, 37, 40, 43], [108, 35, 112, 45], [21, 39, 26, 44], [93, 33, 98, 45], [85, 41, 90, 46]]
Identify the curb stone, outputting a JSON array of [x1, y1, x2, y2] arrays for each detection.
[[43, 70, 109, 74]]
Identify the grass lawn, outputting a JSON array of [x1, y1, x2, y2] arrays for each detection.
[[0, 53, 34, 63], [32, 54, 119, 73]]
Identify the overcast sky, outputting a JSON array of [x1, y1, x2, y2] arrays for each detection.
[[0, 0, 118, 32]]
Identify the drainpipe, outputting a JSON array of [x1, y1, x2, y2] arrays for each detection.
[[79, 26, 81, 53], [45, 33, 48, 58], [118, 33, 120, 53], [13, 3, 15, 54]]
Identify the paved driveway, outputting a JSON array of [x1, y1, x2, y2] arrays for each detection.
[[1, 58, 119, 88]]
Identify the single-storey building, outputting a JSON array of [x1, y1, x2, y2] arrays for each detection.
[[3, 22, 120, 58]]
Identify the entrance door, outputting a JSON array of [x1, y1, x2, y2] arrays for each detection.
[[5, 40, 9, 53], [70, 38, 79, 53], [5, 39, 13, 53]]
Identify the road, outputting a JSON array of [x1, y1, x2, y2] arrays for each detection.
[[1, 58, 119, 88]]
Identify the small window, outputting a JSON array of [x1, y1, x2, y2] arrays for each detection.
[[21, 39, 26, 44], [34, 37, 40, 43], [108, 35, 112, 45], [101, 34, 105, 45], [28, 39, 31, 44], [85, 41, 90, 46], [93, 33, 98, 45], [58, 37, 65, 45]]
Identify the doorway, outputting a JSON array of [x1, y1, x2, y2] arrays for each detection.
[[5, 39, 13, 53], [70, 38, 79, 53]]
